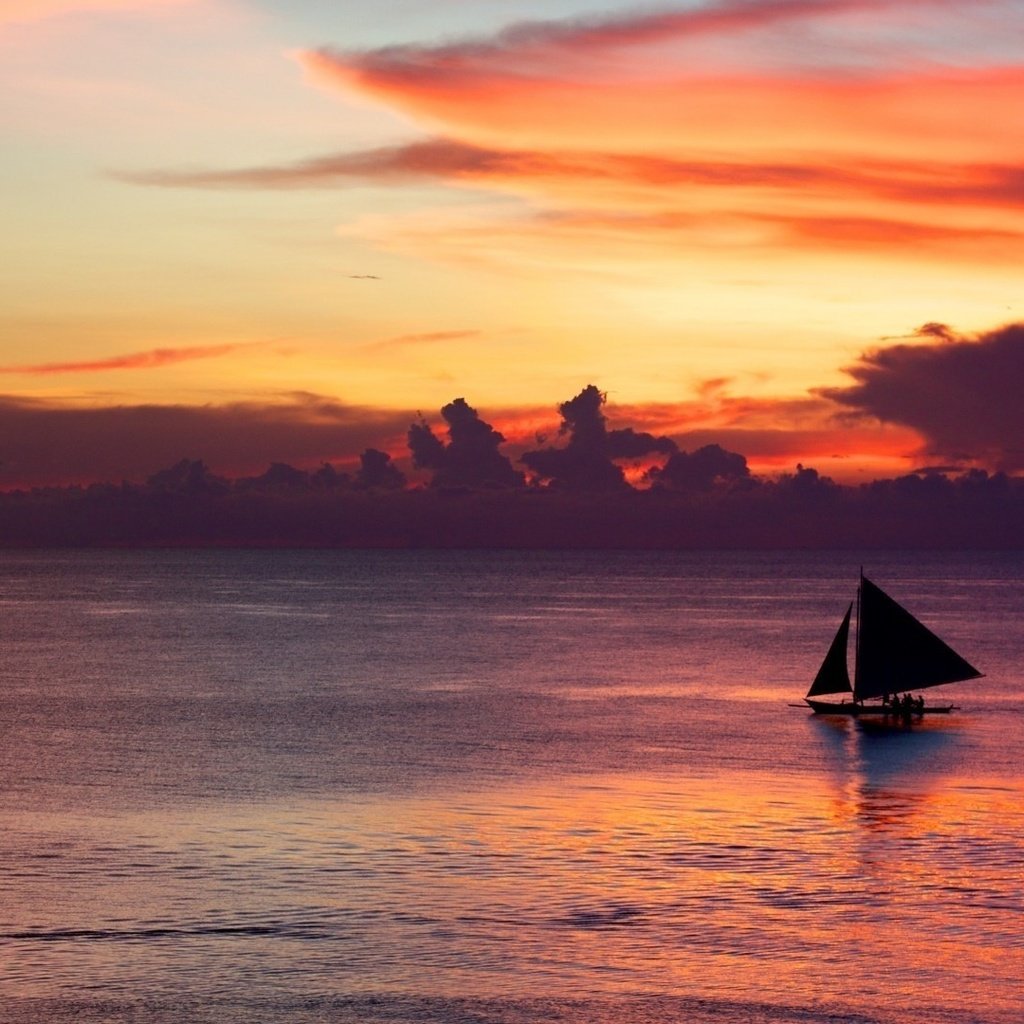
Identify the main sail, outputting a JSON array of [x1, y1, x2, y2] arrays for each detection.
[[853, 576, 983, 702], [807, 603, 853, 698]]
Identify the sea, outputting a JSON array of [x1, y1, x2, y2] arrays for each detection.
[[0, 549, 1021, 1024]]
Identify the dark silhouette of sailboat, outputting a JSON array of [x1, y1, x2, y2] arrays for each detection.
[[803, 571, 983, 716]]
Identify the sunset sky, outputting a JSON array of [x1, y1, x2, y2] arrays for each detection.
[[4, 0, 1024, 487]]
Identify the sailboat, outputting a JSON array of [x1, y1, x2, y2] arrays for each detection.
[[803, 572, 983, 715]]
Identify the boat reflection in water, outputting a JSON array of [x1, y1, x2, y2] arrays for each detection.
[[803, 709, 1022, 1014], [813, 711, 959, 822]]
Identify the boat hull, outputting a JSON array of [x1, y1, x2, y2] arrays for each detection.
[[804, 699, 954, 716]]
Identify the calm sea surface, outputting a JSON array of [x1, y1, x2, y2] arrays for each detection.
[[0, 549, 1021, 1024]]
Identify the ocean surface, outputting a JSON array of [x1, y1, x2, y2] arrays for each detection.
[[0, 549, 1021, 1024]]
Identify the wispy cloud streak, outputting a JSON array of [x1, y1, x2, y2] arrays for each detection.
[[0, 343, 253, 375], [361, 329, 482, 353], [121, 136, 1024, 214], [122, 0, 1024, 272]]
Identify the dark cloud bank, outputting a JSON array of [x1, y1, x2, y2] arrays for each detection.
[[1, 325, 1022, 548], [824, 321, 1024, 471]]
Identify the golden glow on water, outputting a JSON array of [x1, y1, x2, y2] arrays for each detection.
[[9, 759, 1020, 1017]]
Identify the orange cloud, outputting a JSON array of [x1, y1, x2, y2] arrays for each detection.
[[612, 387, 926, 481], [305, 54, 1024, 165], [128, 135, 1024, 275], [300, 0, 1024, 162], [764, 212, 1024, 259], [0, 343, 254, 375], [330, 200, 1024, 278], [547, 208, 1024, 262], [125, 2, 1024, 278]]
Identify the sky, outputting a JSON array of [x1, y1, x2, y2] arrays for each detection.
[[3, 0, 1024, 488]]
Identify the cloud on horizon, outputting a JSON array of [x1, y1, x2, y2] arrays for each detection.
[[0, 386, 888, 490], [408, 397, 522, 489], [5, 317, 1019, 492], [823, 322, 1024, 471], [0, 393, 417, 488]]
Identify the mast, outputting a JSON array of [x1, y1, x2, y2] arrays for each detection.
[[853, 567, 862, 702]]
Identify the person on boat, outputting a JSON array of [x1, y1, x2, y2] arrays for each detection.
[[901, 693, 914, 713], [915, 695, 925, 713]]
